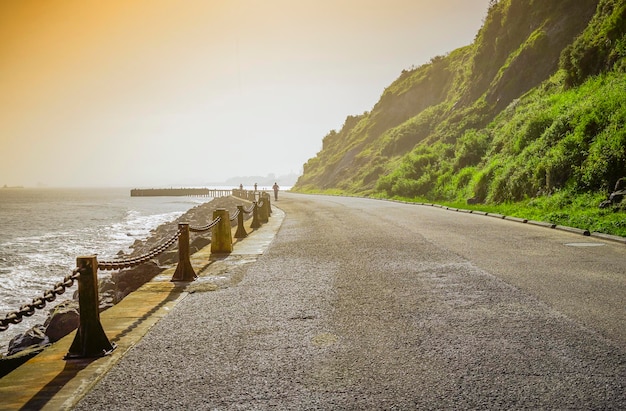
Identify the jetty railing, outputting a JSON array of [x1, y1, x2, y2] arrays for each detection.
[[0, 189, 271, 360], [130, 188, 233, 197]]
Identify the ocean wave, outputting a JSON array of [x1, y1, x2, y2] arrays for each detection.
[[0, 189, 201, 349]]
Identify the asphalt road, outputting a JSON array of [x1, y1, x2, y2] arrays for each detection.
[[75, 193, 626, 409]]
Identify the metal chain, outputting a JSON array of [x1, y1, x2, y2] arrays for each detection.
[[0, 268, 81, 332], [98, 228, 181, 271], [1, 201, 254, 332], [190, 216, 221, 233], [230, 209, 240, 221], [243, 204, 255, 214]]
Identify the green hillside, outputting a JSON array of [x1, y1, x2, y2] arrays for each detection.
[[293, 0, 626, 236]]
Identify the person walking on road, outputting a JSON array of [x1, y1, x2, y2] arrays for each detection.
[[272, 182, 279, 200]]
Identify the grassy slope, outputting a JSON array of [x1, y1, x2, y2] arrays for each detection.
[[294, 0, 626, 237]]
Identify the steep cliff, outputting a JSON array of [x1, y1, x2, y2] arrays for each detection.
[[295, 0, 625, 204]]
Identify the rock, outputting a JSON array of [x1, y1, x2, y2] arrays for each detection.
[[98, 276, 117, 294], [1, 196, 254, 367], [126, 195, 249, 258], [112, 261, 163, 297], [157, 250, 179, 266], [599, 177, 626, 208], [7, 324, 48, 356], [99, 292, 116, 311], [608, 189, 625, 204], [44, 300, 80, 343], [190, 236, 211, 253]]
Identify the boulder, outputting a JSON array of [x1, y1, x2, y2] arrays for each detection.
[[97, 276, 119, 310], [599, 177, 626, 208], [98, 276, 117, 294], [0, 196, 252, 372], [44, 300, 80, 343], [6, 324, 48, 356], [157, 250, 179, 266], [190, 235, 211, 253], [99, 291, 116, 311], [112, 261, 163, 297]]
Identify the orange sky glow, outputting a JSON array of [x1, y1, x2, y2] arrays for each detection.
[[1, 0, 490, 187]]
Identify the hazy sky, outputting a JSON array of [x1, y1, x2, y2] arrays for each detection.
[[1, 0, 490, 188]]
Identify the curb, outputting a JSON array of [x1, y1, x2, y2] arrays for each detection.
[[373, 195, 625, 245], [590, 231, 626, 244], [424, 203, 623, 243], [555, 225, 591, 237]]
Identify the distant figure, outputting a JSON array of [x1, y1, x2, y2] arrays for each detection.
[[239, 183, 243, 191], [254, 183, 258, 191], [272, 182, 279, 200]]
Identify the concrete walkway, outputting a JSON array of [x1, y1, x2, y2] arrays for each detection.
[[2, 193, 625, 409], [0, 211, 280, 410]]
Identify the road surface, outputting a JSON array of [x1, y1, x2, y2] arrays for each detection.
[[75, 193, 626, 409]]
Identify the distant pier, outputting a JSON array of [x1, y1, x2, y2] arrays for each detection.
[[130, 188, 232, 197]]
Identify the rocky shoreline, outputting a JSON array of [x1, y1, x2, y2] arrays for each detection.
[[0, 195, 251, 375]]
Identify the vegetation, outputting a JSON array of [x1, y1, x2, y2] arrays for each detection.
[[386, 191, 626, 237], [293, 0, 626, 237]]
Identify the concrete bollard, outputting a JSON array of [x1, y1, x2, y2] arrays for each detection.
[[250, 202, 261, 229], [65, 256, 116, 359], [235, 205, 248, 239], [211, 208, 233, 253], [171, 223, 197, 281]]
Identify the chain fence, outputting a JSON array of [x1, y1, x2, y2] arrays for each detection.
[[0, 269, 81, 332], [190, 216, 222, 233], [0, 190, 265, 333], [98, 229, 182, 271]]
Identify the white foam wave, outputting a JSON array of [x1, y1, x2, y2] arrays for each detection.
[[0, 196, 198, 350]]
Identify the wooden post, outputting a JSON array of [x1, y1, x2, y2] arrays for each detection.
[[171, 223, 197, 281], [250, 202, 261, 229], [65, 256, 115, 359], [265, 192, 272, 216], [235, 205, 248, 239], [211, 209, 233, 253], [259, 196, 269, 224]]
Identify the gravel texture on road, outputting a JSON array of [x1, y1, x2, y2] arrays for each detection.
[[75, 193, 626, 410]]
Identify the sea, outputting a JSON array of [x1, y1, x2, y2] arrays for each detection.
[[0, 187, 212, 351]]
